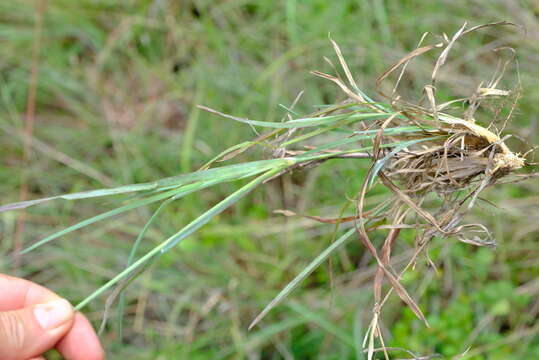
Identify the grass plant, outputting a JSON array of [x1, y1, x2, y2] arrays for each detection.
[[1, 2, 539, 359]]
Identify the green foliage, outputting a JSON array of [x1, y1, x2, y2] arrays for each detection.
[[392, 245, 536, 359]]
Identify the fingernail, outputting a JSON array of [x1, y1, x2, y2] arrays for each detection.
[[34, 299, 73, 330]]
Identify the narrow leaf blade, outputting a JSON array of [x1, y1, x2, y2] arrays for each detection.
[[249, 227, 356, 330]]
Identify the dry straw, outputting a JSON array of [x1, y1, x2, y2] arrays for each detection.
[[260, 21, 529, 359], [317, 21, 527, 359]]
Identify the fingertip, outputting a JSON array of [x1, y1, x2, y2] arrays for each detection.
[[34, 299, 74, 332], [0, 300, 74, 360], [56, 312, 104, 360]]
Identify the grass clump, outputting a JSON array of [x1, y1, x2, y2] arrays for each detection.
[[1, 18, 536, 358]]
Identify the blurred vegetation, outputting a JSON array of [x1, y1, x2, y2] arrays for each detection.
[[1, 1, 538, 359]]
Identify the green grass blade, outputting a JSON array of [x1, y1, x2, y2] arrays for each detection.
[[248, 227, 356, 330], [292, 136, 447, 164], [278, 103, 301, 117], [117, 196, 176, 339], [160, 166, 294, 253], [280, 117, 370, 148], [180, 83, 204, 172], [199, 135, 280, 169], [21, 179, 221, 254], [200, 105, 391, 128], [295, 126, 426, 159], [155, 158, 292, 186], [20, 187, 185, 254], [74, 162, 293, 311], [0, 183, 158, 212], [200, 141, 260, 168], [283, 125, 426, 153], [0, 158, 291, 213]]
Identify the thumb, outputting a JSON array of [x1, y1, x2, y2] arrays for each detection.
[[0, 298, 75, 360]]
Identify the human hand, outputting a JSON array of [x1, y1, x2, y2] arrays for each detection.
[[0, 274, 104, 360]]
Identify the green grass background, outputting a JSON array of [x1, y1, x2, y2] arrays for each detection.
[[1, 1, 538, 359]]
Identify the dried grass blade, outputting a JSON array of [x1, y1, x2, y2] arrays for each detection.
[[274, 208, 377, 224], [357, 156, 428, 325], [461, 21, 518, 36], [379, 173, 445, 233], [431, 22, 467, 82], [311, 70, 369, 104], [368, 137, 444, 188], [329, 36, 360, 94], [381, 265, 428, 325], [393, 32, 432, 94], [376, 43, 442, 90]]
